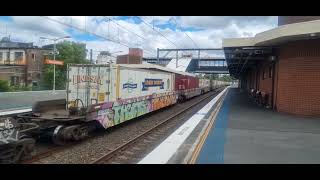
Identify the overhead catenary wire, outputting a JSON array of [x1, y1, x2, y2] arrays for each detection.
[[103, 16, 147, 42], [171, 16, 199, 48], [40, 16, 155, 56], [135, 16, 180, 49]]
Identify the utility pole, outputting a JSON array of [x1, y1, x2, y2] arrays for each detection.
[[90, 49, 93, 64], [53, 40, 56, 92], [157, 48, 159, 64], [40, 36, 70, 93], [176, 50, 178, 68]]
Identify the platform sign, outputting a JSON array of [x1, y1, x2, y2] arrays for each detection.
[[45, 59, 64, 65]]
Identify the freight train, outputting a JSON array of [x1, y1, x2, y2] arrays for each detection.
[[0, 63, 229, 163]]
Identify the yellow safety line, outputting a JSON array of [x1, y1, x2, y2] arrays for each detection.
[[188, 94, 226, 164]]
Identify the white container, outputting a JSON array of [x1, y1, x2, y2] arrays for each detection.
[[67, 64, 175, 109], [67, 64, 111, 109]]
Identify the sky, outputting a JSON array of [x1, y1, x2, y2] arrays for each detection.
[[0, 16, 278, 60]]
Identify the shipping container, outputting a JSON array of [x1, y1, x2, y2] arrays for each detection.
[[116, 54, 142, 64], [67, 64, 111, 109], [174, 73, 199, 91], [199, 78, 210, 88], [67, 64, 175, 109], [67, 64, 178, 128], [110, 64, 175, 100]]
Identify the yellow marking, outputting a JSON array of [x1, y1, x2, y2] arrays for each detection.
[[98, 93, 105, 102], [188, 94, 226, 164]]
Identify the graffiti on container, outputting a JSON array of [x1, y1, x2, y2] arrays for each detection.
[[73, 75, 103, 85], [112, 100, 149, 125], [142, 79, 164, 91], [0, 118, 18, 144], [152, 94, 176, 111], [89, 93, 177, 129]]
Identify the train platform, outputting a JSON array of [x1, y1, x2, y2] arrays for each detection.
[[139, 87, 320, 164], [0, 90, 65, 111]]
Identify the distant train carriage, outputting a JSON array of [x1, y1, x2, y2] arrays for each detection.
[[174, 73, 201, 101], [199, 78, 211, 93]]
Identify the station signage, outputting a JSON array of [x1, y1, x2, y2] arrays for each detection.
[[44, 59, 64, 65]]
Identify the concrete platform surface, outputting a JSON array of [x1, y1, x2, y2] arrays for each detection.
[[196, 88, 320, 164], [0, 90, 65, 110]]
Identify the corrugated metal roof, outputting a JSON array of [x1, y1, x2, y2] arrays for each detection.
[[166, 58, 192, 72], [119, 63, 196, 77]]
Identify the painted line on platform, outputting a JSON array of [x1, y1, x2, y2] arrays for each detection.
[[0, 108, 32, 116], [187, 96, 225, 164], [0, 90, 65, 94], [138, 87, 229, 164]]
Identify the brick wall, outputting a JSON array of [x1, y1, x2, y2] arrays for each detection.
[[276, 39, 320, 116]]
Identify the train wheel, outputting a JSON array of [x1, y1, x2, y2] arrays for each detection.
[[52, 125, 89, 145], [52, 125, 68, 145]]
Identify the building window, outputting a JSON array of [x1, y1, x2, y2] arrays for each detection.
[[32, 53, 36, 62], [6, 52, 10, 63], [269, 66, 273, 78], [14, 52, 23, 61]]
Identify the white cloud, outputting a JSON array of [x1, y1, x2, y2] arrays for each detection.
[[0, 16, 278, 59]]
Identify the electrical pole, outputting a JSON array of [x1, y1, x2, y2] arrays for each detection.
[[53, 40, 56, 92], [90, 49, 93, 64]]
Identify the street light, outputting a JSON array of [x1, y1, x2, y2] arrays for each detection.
[[40, 36, 71, 92], [109, 51, 123, 64]]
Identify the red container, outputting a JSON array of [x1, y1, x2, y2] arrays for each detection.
[[174, 73, 199, 91]]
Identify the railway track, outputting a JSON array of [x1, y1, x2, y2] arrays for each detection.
[[92, 88, 224, 164], [21, 145, 66, 164]]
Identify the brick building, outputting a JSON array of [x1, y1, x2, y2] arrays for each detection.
[[0, 37, 50, 87], [116, 48, 143, 64], [223, 16, 320, 117]]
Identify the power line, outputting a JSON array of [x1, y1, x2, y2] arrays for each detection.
[[135, 16, 179, 48], [172, 17, 199, 48], [103, 16, 147, 41], [40, 16, 155, 56]]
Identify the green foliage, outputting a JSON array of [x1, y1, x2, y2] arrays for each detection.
[[217, 74, 235, 82], [9, 85, 32, 92], [0, 80, 10, 92], [0, 80, 33, 92], [197, 74, 235, 82], [40, 41, 90, 90]]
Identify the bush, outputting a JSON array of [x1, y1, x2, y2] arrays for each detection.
[[0, 80, 10, 92]]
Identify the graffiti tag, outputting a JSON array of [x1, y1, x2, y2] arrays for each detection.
[[0, 118, 18, 144], [73, 75, 103, 85]]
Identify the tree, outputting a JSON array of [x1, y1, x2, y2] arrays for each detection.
[[0, 80, 10, 92], [40, 41, 90, 90], [218, 74, 235, 82]]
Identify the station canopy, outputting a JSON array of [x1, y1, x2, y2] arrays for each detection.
[[222, 18, 320, 79]]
